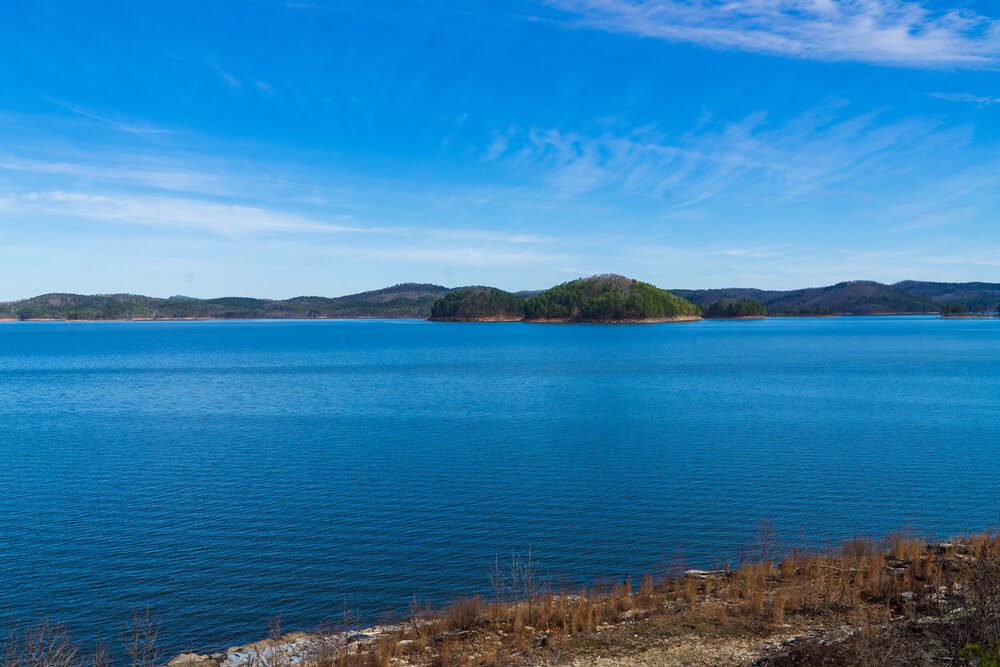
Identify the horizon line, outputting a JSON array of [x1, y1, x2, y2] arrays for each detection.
[[4, 276, 1000, 303]]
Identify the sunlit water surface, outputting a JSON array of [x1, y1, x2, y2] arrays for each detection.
[[2, 317, 999, 653]]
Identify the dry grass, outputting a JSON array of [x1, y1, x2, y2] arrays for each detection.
[[241, 530, 1000, 665], [3, 612, 153, 667]]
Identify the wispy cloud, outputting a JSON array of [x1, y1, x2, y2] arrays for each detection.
[[0, 124, 557, 248], [929, 92, 1000, 105], [12, 191, 369, 236], [48, 101, 174, 137], [257, 239, 571, 267], [427, 228, 552, 244], [201, 57, 244, 90], [723, 245, 797, 259], [485, 105, 968, 208], [2, 182, 554, 246], [887, 168, 1000, 231], [0, 155, 225, 195], [545, 0, 1000, 68]]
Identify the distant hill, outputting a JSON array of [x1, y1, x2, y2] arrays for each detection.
[[765, 281, 936, 315], [522, 274, 701, 322], [0, 283, 450, 320], [674, 281, 938, 315], [893, 281, 1000, 312]]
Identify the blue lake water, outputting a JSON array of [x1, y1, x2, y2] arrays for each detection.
[[2, 316, 999, 654]]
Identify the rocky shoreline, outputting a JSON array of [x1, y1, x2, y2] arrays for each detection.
[[162, 535, 999, 667], [168, 625, 412, 667]]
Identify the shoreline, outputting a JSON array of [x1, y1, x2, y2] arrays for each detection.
[[1, 313, 990, 323], [158, 529, 999, 667], [0, 315, 429, 323], [6, 315, 705, 323], [521, 315, 702, 324], [428, 316, 523, 322], [767, 311, 940, 317]]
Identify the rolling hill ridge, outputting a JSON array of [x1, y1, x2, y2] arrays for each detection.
[[2, 279, 998, 320], [0, 284, 449, 320]]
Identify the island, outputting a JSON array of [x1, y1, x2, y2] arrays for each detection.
[[429, 274, 702, 323], [703, 297, 767, 319], [523, 274, 701, 322]]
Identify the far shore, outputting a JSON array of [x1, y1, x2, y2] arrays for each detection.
[[428, 315, 704, 323], [427, 316, 523, 322], [0, 315, 429, 323], [4, 312, 995, 324], [522, 315, 703, 324]]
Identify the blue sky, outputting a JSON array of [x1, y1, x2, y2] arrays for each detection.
[[1, 0, 999, 298]]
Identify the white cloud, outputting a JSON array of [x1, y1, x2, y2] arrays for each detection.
[[280, 243, 571, 267], [427, 228, 552, 244], [2, 187, 555, 248], [723, 246, 796, 259], [545, 0, 1000, 68], [930, 92, 1000, 105], [14, 191, 368, 236], [0, 156, 226, 194], [56, 103, 174, 137]]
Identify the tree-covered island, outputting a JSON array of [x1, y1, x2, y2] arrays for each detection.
[[429, 274, 702, 323]]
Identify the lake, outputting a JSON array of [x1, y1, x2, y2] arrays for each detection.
[[2, 316, 999, 654]]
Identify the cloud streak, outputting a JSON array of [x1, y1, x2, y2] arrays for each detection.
[[0, 155, 226, 195], [2, 188, 554, 247], [930, 92, 1000, 105], [44, 100, 175, 137], [486, 105, 971, 209], [13, 191, 369, 236], [545, 0, 1000, 68]]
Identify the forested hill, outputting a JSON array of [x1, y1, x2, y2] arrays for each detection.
[[523, 275, 700, 321], [765, 281, 936, 315], [428, 275, 701, 323], [0, 284, 449, 320], [675, 281, 941, 315], [892, 281, 1000, 312], [429, 287, 525, 321]]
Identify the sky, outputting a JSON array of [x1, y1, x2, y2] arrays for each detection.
[[1, 0, 999, 299]]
